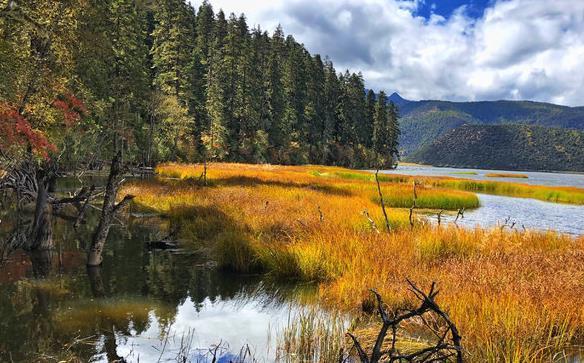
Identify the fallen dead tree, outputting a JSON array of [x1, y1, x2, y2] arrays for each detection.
[[87, 152, 134, 266], [346, 280, 463, 363]]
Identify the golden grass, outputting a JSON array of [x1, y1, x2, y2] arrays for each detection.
[[486, 173, 529, 179], [307, 168, 584, 205], [123, 163, 584, 361], [332, 170, 584, 205], [276, 309, 347, 362]]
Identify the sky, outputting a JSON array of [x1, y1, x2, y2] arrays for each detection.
[[190, 0, 584, 107]]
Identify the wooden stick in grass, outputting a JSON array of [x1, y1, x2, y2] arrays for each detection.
[[375, 169, 391, 232]]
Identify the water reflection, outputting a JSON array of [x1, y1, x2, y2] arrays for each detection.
[[0, 210, 316, 362]]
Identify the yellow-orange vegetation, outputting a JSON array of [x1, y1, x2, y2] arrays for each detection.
[[123, 163, 584, 361], [486, 173, 529, 179]]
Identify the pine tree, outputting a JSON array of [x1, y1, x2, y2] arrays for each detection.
[[321, 58, 341, 164], [108, 0, 151, 159], [388, 101, 401, 166], [203, 13, 229, 161], [265, 25, 287, 158], [305, 54, 326, 162], [372, 91, 390, 167], [364, 89, 376, 148], [150, 0, 197, 159]]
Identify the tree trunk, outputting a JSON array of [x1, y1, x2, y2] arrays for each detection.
[[30, 172, 54, 250], [87, 266, 106, 298], [87, 152, 122, 266]]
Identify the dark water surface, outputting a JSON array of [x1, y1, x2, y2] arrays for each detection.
[[0, 210, 313, 362]]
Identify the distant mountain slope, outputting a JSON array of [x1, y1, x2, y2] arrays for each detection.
[[408, 124, 584, 172], [393, 93, 584, 156]]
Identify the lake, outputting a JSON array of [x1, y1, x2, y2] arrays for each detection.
[[381, 164, 584, 188]]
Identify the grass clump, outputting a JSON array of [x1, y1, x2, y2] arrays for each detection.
[[486, 172, 529, 179], [125, 162, 584, 361], [388, 174, 584, 205], [450, 171, 479, 175], [313, 168, 584, 205], [276, 309, 347, 363]]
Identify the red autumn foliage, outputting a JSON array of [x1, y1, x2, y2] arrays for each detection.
[[0, 103, 57, 159], [52, 93, 87, 126], [0, 94, 87, 160]]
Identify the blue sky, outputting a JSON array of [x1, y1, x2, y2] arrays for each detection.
[[191, 0, 584, 106], [414, 0, 492, 20]]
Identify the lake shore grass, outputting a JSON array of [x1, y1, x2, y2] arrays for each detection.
[[323, 169, 584, 205], [123, 163, 584, 362], [486, 172, 529, 179]]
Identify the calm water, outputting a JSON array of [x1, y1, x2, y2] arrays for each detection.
[[427, 193, 584, 235], [0, 211, 315, 362], [381, 164, 584, 188]]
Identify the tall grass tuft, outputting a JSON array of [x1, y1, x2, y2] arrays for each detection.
[[276, 309, 347, 363]]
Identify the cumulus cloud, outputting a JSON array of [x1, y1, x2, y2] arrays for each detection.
[[192, 0, 584, 106]]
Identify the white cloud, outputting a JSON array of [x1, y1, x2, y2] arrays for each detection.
[[191, 0, 584, 106]]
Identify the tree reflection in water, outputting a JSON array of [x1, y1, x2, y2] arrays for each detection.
[[0, 209, 317, 362]]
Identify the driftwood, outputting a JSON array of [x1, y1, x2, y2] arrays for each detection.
[[375, 169, 391, 232], [346, 280, 463, 363]]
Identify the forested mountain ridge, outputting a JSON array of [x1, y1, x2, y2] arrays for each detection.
[[0, 0, 400, 171], [394, 93, 584, 156], [408, 124, 584, 172]]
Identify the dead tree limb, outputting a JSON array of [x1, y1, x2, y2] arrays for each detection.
[[375, 169, 391, 232], [87, 152, 134, 266], [74, 185, 96, 229], [454, 208, 465, 223], [363, 209, 380, 234], [409, 181, 418, 230], [346, 280, 464, 363]]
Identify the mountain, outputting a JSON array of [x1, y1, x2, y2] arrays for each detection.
[[408, 124, 584, 172], [394, 94, 584, 158]]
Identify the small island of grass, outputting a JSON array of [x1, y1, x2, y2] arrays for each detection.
[[486, 172, 529, 179], [450, 171, 479, 175]]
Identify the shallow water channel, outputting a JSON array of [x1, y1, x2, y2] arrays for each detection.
[[428, 193, 584, 235], [379, 166, 584, 235]]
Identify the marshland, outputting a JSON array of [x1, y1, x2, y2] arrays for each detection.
[[2, 0, 584, 362], [3, 162, 583, 361]]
